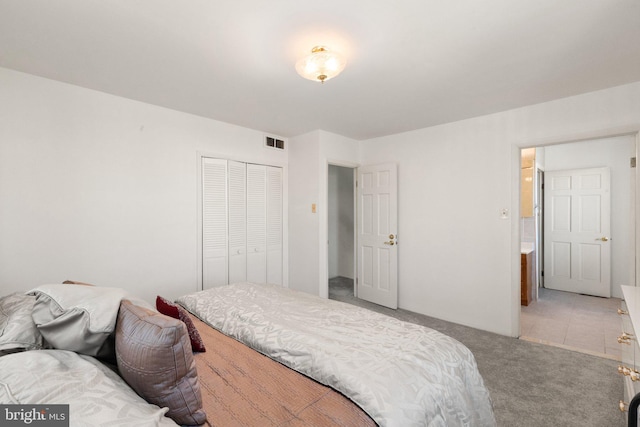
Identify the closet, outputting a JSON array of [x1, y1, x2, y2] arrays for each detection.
[[202, 158, 283, 289]]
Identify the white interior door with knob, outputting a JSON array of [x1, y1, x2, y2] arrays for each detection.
[[544, 167, 611, 297], [356, 163, 398, 309]]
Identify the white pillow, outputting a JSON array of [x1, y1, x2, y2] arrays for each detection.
[[0, 349, 178, 426], [0, 293, 45, 355], [28, 284, 153, 357]]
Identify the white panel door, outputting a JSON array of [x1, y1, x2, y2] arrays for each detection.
[[228, 160, 247, 284], [544, 167, 611, 297], [357, 163, 398, 309], [266, 166, 283, 285], [202, 158, 228, 289], [246, 163, 267, 283]]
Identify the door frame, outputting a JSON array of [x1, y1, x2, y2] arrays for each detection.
[[323, 161, 399, 308], [326, 163, 358, 297], [536, 168, 544, 292], [320, 159, 359, 299], [511, 127, 639, 337]]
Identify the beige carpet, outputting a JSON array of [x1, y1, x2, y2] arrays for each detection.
[[329, 277, 625, 427]]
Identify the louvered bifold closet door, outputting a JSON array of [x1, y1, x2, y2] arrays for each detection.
[[228, 160, 247, 284], [266, 166, 283, 285], [246, 164, 267, 283], [202, 158, 228, 289]]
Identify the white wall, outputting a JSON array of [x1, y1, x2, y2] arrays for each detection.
[[543, 135, 636, 298], [3, 65, 639, 338], [288, 130, 359, 297], [359, 117, 515, 334], [358, 82, 640, 336], [328, 165, 354, 279], [288, 82, 640, 337], [0, 67, 287, 304], [287, 130, 321, 295]]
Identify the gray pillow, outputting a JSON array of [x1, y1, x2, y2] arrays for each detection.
[[0, 293, 45, 355]]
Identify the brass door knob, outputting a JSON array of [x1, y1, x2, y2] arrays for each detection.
[[618, 332, 635, 344], [618, 308, 629, 315], [620, 400, 628, 412], [617, 365, 640, 380], [596, 237, 610, 242]]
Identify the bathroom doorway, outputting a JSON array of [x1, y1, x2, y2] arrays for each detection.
[[519, 134, 636, 359]]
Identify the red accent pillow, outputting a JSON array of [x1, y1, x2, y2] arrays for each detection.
[[156, 296, 206, 353]]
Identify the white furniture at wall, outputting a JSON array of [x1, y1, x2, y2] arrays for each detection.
[[619, 286, 640, 424], [202, 158, 283, 289]]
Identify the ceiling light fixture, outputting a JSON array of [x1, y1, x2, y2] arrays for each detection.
[[295, 46, 346, 83]]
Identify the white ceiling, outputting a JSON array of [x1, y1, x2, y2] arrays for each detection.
[[1, 0, 639, 140]]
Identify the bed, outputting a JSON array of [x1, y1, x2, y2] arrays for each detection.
[[0, 282, 496, 426], [178, 282, 496, 427], [188, 312, 376, 426]]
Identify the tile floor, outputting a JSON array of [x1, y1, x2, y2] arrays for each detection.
[[520, 287, 622, 360]]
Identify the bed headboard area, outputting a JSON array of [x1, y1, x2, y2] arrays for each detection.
[[1, 281, 497, 426]]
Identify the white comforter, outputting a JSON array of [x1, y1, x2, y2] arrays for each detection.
[[177, 283, 496, 427], [0, 350, 177, 426]]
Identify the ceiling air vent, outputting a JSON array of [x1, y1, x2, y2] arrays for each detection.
[[265, 136, 285, 150]]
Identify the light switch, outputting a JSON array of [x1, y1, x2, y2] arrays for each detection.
[[312, 203, 317, 213]]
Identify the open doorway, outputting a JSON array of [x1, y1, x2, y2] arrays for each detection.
[[328, 164, 356, 301], [519, 134, 636, 359]]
